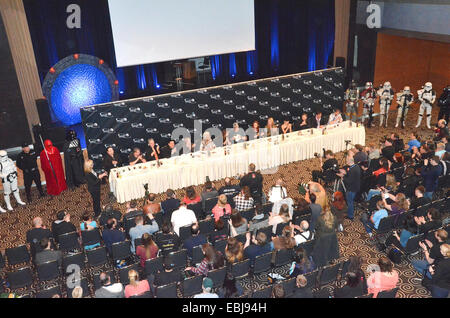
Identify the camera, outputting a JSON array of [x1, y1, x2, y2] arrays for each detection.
[[314, 153, 320, 158]]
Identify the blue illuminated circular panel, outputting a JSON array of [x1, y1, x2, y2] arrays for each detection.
[[50, 64, 112, 126]]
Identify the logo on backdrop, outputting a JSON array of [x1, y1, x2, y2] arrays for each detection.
[[366, 4, 381, 29], [66, 4, 81, 29]]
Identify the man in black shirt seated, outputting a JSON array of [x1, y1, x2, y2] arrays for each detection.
[[160, 140, 177, 159], [292, 275, 313, 298], [239, 163, 263, 203], [144, 138, 160, 161], [218, 177, 240, 198], [154, 222, 181, 256], [128, 147, 146, 166], [26, 217, 52, 257], [98, 204, 123, 227], [381, 139, 395, 162], [312, 150, 338, 183], [390, 133, 405, 153], [103, 147, 121, 173], [411, 186, 431, 216], [35, 237, 63, 267], [149, 257, 183, 295], [160, 189, 180, 222], [51, 211, 77, 242]]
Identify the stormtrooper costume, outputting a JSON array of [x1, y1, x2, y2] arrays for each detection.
[[344, 81, 359, 122], [416, 82, 436, 129], [0, 150, 26, 212], [377, 82, 395, 127], [395, 86, 414, 128], [360, 82, 376, 127]]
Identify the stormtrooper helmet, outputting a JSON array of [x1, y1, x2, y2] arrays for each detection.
[[0, 150, 7, 163], [383, 82, 391, 90], [403, 86, 410, 94], [365, 82, 373, 89], [424, 82, 432, 91]]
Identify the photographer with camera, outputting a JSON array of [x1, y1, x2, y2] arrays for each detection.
[[312, 150, 338, 184], [337, 156, 361, 220]]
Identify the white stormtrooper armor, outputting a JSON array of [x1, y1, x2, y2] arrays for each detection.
[[0, 150, 26, 212], [377, 82, 395, 127], [395, 86, 414, 128], [416, 82, 436, 129]]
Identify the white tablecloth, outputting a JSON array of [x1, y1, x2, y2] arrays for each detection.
[[109, 121, 366, 203]]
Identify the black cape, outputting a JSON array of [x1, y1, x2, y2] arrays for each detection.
[[63, 138, 86, 188]]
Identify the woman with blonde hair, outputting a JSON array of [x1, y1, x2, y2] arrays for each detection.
[[71, 286, 83, 298], [84, 160, 107, 217], [225, 237, 244, 264], [211, 194, 232, 221], [382, 192, 410, 216], [315, 207, 338, 240], [428, 244, 450, 298], [124, 269, 150, 298], [265, 117, 278, 137]]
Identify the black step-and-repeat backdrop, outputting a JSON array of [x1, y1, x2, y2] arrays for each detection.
[[81, 68, 345, 168]]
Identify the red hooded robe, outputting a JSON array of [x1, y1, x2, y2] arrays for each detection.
[[40, 140, 67, 195]]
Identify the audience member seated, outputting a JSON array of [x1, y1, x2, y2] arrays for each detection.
[[193, 277, 219, 298], [243, 232, 272, 265], [366, 174, 398, 202], [373, 158, 389, 179], [229, 211, 248, 237], [217, 272, 244, 298], [383, 215, 418, 250], [182, 186, 201, 205], [411, 229, 448, 279], [224, 237, 244, 264], [102, 218, 126, 254], [136, 233, 159, 268], [124, 270, 150, 298], [381, 138, 395, 162], [435, 143, 446, 159], [267, 178, 288, 203], [289, 247, 316, 277], [367, 257, 399, 298], [410, 186, 431, 215], [185, 244, 224, 276], [271, 226, 296, 250], [292, 198, 312, 219], [183, 224, 207, 258], [268, 205, 291, 235], [160, 189, 181, 220], [353, 144, 368, 165], [51, 210, 77, 241], [400, 173, 421, 202], [415, 208, 442, 235], [209, 219, 229, 244], [130, 215, 159, 253], [211, 195, 232, 221], [360, 200, 388, 238], [35, 237, 62, 268], [406, 133, 421, 153], [330, 192, 347, 232], [80, 211, 101, 250], [423, 243, 450, 298], [233, 186, 255, 212], [272, 283, 286, 298], [201, 181, 219, 210], [391, 153, 405, 181], [334, 271, 367, 298], [143, 193, 161, 215], [218, 178, 240, 197], [26, 217, 52, 257], [381, 192, 409, 217], [98, 204, 122, 227], [171, 202, 197, 236], [152, 258, 183, 290], [292, 275, 313, 298], [292, 221, 313, 245], [155, 222, 181, 256], [248, 204, 269, 235], [122, 200, 142, 224], [95, 272, 124, 298]]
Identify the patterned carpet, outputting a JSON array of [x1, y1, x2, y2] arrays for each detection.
[[0, 107, 447, 298]]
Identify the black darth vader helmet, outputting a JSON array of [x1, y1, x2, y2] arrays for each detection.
[[66, 130, 77, 141]]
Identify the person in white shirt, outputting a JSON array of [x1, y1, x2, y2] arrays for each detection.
[[293, 220, 313, 245], [268, 178, 288, 203], [193, 278, 219, 298], [171, 202, 197, 236], [328, 108, 344, 125]]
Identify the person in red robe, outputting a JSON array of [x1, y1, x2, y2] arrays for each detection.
[[40, 140, 67, 195]]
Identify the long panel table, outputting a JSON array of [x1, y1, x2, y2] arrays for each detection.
[[109, 121, 365, 203]]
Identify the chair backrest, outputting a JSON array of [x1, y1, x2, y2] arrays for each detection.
[[252, 285, 272, 298], [377, 287, 399, 298], [144, 257, 164, 276], [319, 262, 340, 286], [207, 267, 227, 288], [293, 214, 311, 226], [36, 260, 60, 282], [168, 249, 187, 269], [253, 252, 272, 274], [7, 267, 33, 289], [298, 240, 315, 257], [232, 259, 250, 279], [86, 246, 108, 267], [134, 238, 143, 250], [118, 262, 140, 285], [313, 287, 331, 298], [130, 290, 153, 298], [241, 209, 255, 223], [63, 252, 85, 273], [204, 198, 218, 214], [234, 232, 247, 245], [153, 212, 164, 228], [93, 270, 116, 290], [199, 218, 215, 236], [123, 214, 142, 233], [179, 225, 192, 242], [81, 228, 101, 246], [156, 282, 178, 298], [67, 277, 89, 298], [377, 215, 395, 233], [274, 249, 294, 267], [340, 259, 351, 278], [395, 210, 413, 228], [36, 285, 62, 298], [256, 226, 273, 242], [262, 203, 274, 214], [182, 275, 203, 297], [281, 277, 296, 297], [275, 222, 290, 236], [111, 240, 131, 261], [192, 245, 204, 265], [304, 270, 319, 289], [6, 245, 30, 266], [356, 293, 374, 298], [188, 202, 205, 220], [58, 231, 80, 252], [404, 234, 424, 254], [213, 239, 227, 255]]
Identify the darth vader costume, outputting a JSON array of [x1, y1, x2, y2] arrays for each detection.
[[63, 130, 86, 189]]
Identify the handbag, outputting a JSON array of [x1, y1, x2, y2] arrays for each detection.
[[387, 247, 402, 264]]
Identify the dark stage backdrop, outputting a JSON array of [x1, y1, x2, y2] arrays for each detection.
[[23, 0, 335, 101], [0, 13, 31, 149], [81, 68, 345, 169]]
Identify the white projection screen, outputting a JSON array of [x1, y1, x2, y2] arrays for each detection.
[[108, 0, 255, 67]]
